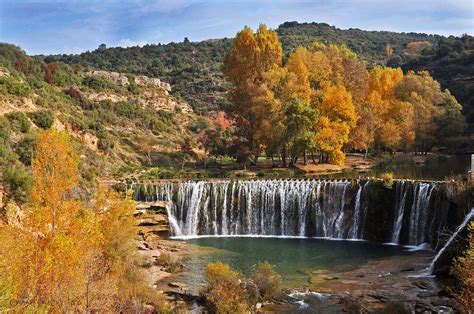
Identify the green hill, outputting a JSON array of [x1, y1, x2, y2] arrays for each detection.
[[46, 21, 473, 130], [0, 43, 211, 201]]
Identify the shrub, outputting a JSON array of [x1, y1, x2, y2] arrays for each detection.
[[2, 164, 32, 202], [5, 111, 30, 133], [450, 222, 473, 312], [15, 134, 36, 166], [0, 117, 12, 144], [29, 110, 54, 129], [187, 117, 210, 133], [65, 86, 82, 101], [0, 76, 30, 97], [113, 101, 138, 118], [155, 253, 183, 273], [380, 172, 394, 189], [202, 262, 257, 313], [82, 75, 114, 91], [127, 81, 140, 94], [251, 261, 281, 301]]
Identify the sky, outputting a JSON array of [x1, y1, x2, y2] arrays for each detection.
[[0, 0, 472, 55]]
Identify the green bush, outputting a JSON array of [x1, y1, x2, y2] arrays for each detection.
[[0, 117, 12, 144], [5, 111, 30, 133], [0, 76, 30, 97], [29, 110, 54, 129], [127, 81, 140, 94], [2, 164, 32, 202], [113, 101, 137, 118], [15, 134, 36, 166], [82, 75, 114, 91]]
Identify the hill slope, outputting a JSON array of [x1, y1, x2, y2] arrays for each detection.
[[47, 21, 473, 130], [0, 43, 210, 201]]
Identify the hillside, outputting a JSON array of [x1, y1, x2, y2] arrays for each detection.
[[47, 21, 473, 130], [0, 43, 212, 202]]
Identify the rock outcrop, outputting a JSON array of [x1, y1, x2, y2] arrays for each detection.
[[135, 201, 170, 238], [87, 70, 171, 92]]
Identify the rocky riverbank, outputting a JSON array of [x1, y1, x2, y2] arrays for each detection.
[[133, 202, 463, 313], [134, 202, 205, 311], [301, 252, 458, 312]]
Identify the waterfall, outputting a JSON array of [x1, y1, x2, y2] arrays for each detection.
[[430, 208, 474, 273], [407, 183, 434, 245], [131, 178, 452, 248], [349, 181, 367, 239], [391, 181, 408, 243]]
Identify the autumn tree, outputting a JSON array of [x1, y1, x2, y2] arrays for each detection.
[[315, 85, 356, 166], [138, 136, 155, 165], [396, 70, 464, 153], [223, 24, 282, 162], [0, 129, 165, 312]]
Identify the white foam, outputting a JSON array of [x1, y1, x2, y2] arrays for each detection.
[[170, 234, 368, 241], [289, 291, 329, 298], [404, 243, 433, 252], [294, 300, 309, 308]]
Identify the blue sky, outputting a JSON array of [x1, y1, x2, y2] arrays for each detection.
[[0, 0, 472, 55]]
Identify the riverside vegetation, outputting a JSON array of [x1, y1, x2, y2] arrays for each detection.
[[0, 130, 169, 312]]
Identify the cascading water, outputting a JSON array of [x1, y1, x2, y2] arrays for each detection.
[[349, 181, 367, 239], [430, 208, 474, 273], [391, 181, 408, 243], [131, 178, 452, 248]]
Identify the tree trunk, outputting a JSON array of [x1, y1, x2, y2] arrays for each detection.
[[311, 151, 317, 163], [281, 146, 287, 168], [303, 149, 307, 165]]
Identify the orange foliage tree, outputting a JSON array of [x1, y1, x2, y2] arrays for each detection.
[[0, 130, 164, 312], [223, 24, 282, 162]]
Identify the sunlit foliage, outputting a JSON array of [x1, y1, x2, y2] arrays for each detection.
[[0, 129, 166, 312]]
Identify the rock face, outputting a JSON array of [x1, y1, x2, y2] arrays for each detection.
[[135, 202, 170, 238], [87, 70, 171, 92]]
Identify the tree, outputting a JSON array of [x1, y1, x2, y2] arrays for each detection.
[[223, 24, 282, 162], [0, 130, 165, 311], [435, 91, 466, 144], [283, 98, 318, 166], [395, 70, 444, 153], [315, 85, 356, 166], [354, 66, 410, 155], [138, 136, 155, 165]]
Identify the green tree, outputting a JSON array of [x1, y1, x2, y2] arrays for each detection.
[[283, 98, 318, 167]]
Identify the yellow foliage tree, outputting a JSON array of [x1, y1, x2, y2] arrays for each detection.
[[395, 70, 444, 153], [353, 66, 415, 154], [223, 24, 282, 159], [0, 129, 164, 312], [315, 86, 356, 166]]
